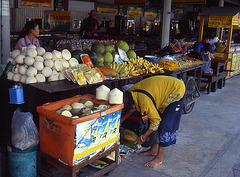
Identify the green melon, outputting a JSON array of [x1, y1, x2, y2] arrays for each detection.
[[127, 50, 137, 59], [103, 52, 113, 63], [91, 42, 105, 54], [115, 40, 129, 52], [96, 54, 104, 63], [104, 44, 114, 53]]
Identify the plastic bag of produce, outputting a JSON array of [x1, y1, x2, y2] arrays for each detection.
[[11, 108, 39, 150]]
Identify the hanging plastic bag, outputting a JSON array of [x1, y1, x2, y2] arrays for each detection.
[[11, 108, 39, 150]]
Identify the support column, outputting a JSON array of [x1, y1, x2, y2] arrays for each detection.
[[216, 0, 224, 37], [0, 0, 10, 64], [161, 0, 172, 49]]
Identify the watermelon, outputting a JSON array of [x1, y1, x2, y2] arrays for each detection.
[[84, 50, 98, 65], [120, 128, 138, 149], [71, 50, 86, 63]]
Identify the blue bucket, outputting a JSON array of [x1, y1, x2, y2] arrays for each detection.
[[9, 87, 25, 104], [144, 55, 158, 63], [8, 145, 38, 177]]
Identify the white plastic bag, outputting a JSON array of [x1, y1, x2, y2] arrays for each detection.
[[11, 108, 39, 150]]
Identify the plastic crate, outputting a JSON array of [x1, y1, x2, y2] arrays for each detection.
[[121, 111, 148, 136], [36, 94, 124, 167]]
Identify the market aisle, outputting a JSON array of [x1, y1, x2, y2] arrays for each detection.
[[109, 75, 240, 177]]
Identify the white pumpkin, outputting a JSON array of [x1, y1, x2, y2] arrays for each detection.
[[36, 47, 46, 56], [96, 85, 110, 101], [48, 71, 59, 81], [7, 72, 14, 80], [35, 56, 44, 62], [27, 49, 37, 58], [15, 54, 25, 64], [11, 49, 21, 58], [13, 74, 21, 82], [43, 52, 53, 60], [27, 45, 36, 50], [58, 72, 66, 80], [19, 65, 27, 75], [24, 56, 35, 66], [36, 74, 46, 82], [20, 47, 27, 53], [52, 50, 62, 60], [62, 49, 71, 60], [69, 58, 79, 67], [62, 104, 72, 110], [109, 88, 123, 104], [26, 67, 37, 77], [60, 59, 69, 68], [11, 59, 16, 65], [20, 75, 27, 83], [25, 76, 37, 84], [44, 59, 54, 68], [12, 65, 20, 74], [71, 102, 85, 109], [7, 58, 14, 64], [33, 61, 44, 71], [53, 60, 63, 71], [42, 67, 52, 77]]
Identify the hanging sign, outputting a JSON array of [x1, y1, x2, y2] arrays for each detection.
[[208, 15, 238, 28], [21, 0, 52, 8], [127, 7, 143, 16], [172, 0, 206, 4], [44, 11, 70, 31], [97, 4, 118, 15], [115, 0, 145, 5], [144, 9, 158, 18]]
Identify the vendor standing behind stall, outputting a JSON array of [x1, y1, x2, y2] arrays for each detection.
[[15, 21, 40, 49], [80, 10, 98, 38], [124, 75, 186, 168]]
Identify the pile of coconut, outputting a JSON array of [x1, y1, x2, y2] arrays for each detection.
[[7, 45, 79, 84]]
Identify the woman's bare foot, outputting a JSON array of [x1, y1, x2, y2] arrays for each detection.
[[139, 149, 157, 156], [144, 157, 163, 168]]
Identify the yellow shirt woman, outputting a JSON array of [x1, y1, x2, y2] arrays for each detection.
[[128, 75, 185, 131]]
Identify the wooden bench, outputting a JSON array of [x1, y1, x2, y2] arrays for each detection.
[[201, 71, 227, 94]]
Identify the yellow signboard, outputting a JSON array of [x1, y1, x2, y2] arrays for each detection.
[[172, 0, 205, 5], [208, 15, 238, 28]]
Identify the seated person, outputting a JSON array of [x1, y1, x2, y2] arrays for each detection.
[[169, 33, 188, 56], [201, 43, 214, 90], [194, 36, 215, 54]]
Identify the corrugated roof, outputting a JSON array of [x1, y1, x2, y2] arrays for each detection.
[[200, 7, 240, 16]]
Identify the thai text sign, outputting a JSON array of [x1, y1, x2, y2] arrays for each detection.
[[21, 0, 52, 8], [208, 16, 238, 28]]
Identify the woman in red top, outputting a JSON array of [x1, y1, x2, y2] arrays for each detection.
[[15, 21, 40, 49], [169, 33, 188, 56]]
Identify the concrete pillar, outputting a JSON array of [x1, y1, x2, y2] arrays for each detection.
[[161, 0, 172, 49], [216, 0, 224, 37], [0, 0, 11, 64]]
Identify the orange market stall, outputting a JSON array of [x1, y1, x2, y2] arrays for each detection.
[[198, 7, 240, 78]]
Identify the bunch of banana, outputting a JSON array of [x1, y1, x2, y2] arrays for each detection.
[[122, 57, 164, 76], [158, 60, 180, 71], [110, 62, 129, 77]]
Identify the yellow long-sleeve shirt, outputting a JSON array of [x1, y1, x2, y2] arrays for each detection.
[[128, 75, 185, 131]]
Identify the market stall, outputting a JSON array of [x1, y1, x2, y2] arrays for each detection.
[[199, 7, 240, 78], [1, 39, 206, 176]]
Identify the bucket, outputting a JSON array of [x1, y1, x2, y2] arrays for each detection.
[[8, 144, 38, 177], [9, 86, 25, 104]]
